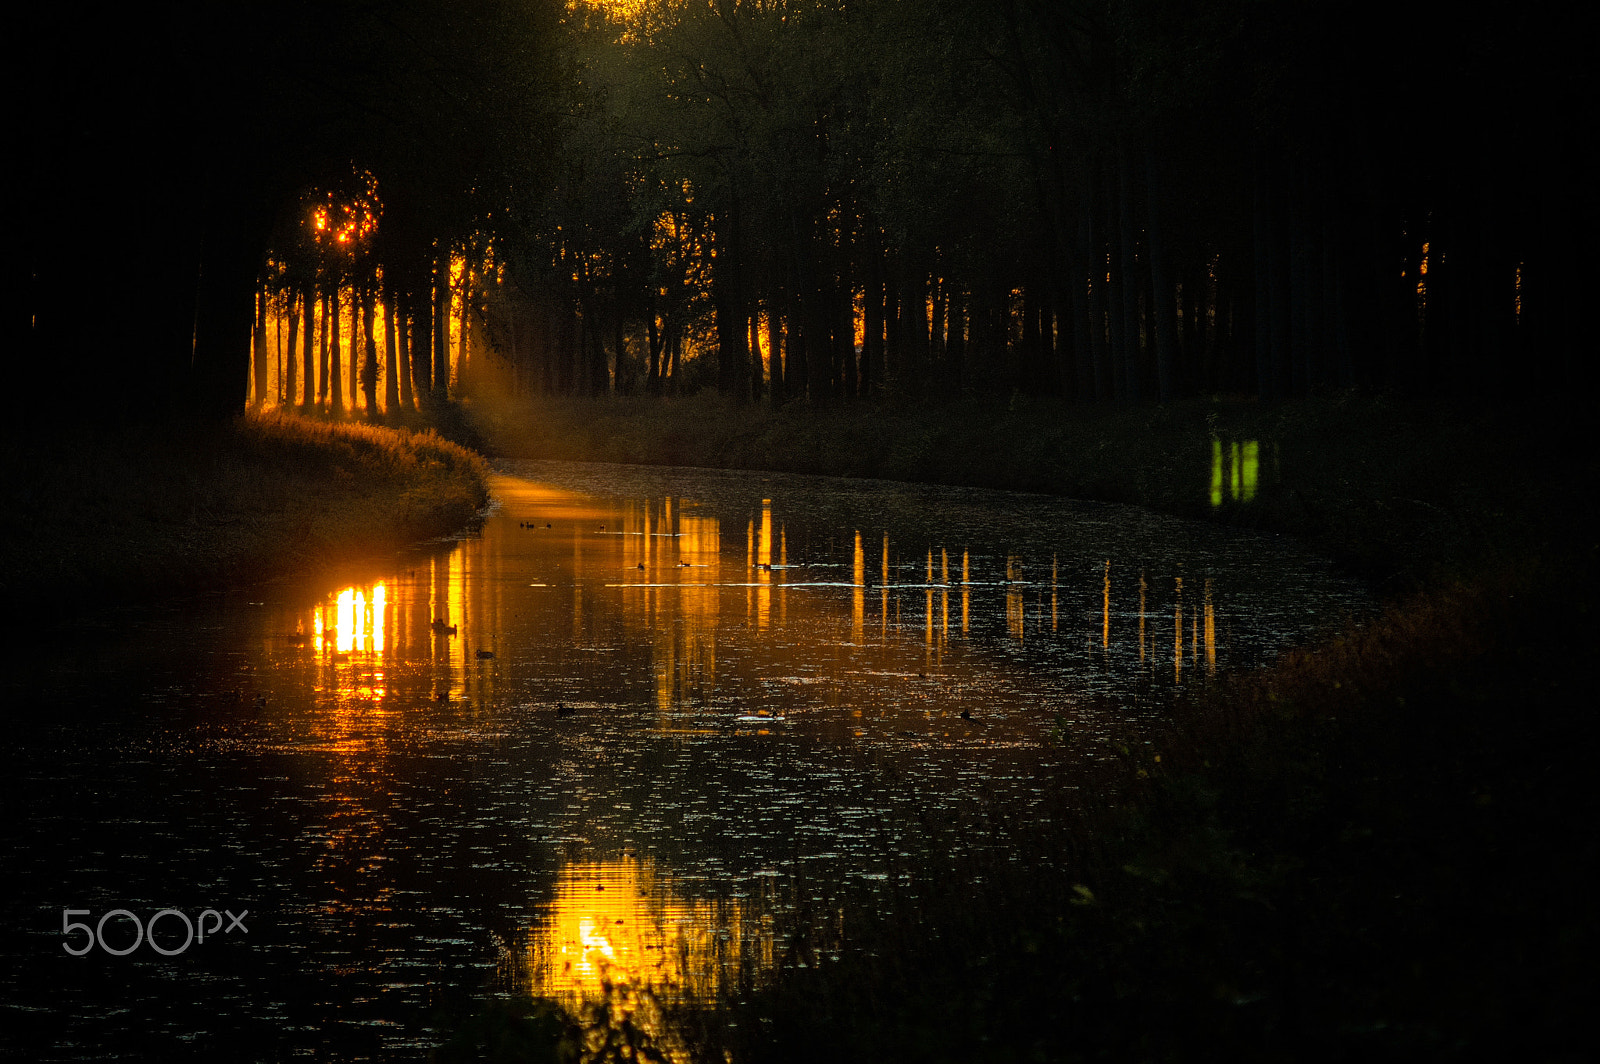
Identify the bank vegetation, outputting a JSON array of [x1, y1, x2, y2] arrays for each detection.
[[1, 412, 490, 618]]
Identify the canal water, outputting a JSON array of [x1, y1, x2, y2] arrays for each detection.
[[0, 461, 1370, 1060]]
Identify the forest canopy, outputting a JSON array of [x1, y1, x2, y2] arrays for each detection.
[[19, 0, 1593, 427]]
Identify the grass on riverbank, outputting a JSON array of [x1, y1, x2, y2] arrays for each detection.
[[0, 410, 490, 614]]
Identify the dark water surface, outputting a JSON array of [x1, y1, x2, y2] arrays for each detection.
[[0, 461, 1371, 1060]]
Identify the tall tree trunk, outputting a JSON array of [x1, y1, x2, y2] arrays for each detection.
[[330, 283, 344, 415], [1082, 170, 1111, 402], [347, 287, 360, 413], [749, 311, 764, 402], [1020, 285, 1043, 394], [646, 292, 663, 395], [412, 285, 433, 407], [1104, 163, 1129, 402], [458, 270, 473, 393], [946, 287, 966, 393], [900, 268, 928, 398], [302, 284, 316, 408], [362, 282, 379, 417], [384, 289, 401, 414], [862, 234, 884, 400], [1116, 149, 1142, 402], [1144, 148, 1179, 401], [716, 190, 749, 399], [838, 269, 856, 401], [767, 297, 785, 408], [286, 298, 300, 406], [318, 287, 330, 407], [250, 286, 267, 407], [273, 296, 284, 405], [433, 252, 451, 401]]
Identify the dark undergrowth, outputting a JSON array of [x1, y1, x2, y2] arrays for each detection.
[[0, 409, 490, 618]]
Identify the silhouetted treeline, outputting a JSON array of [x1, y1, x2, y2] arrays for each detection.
[[507, 0, 1591, 405], [20, 0, 1592, 427], [19, 0, 560, 428]]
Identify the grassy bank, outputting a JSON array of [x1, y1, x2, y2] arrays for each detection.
[[1, 411, 490, 614], [448, 390, 1598, 1062]]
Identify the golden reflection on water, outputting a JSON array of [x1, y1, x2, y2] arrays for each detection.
[[1139, 570, 1148, 661], [1006, 555, 1026, 643], [512, 859, 772, 1052], [1205, 577, 1217, 673], [1175, 575, 1185, 682], [1101, 559, 1110, 648], [963, 550, 970, 633], [242, 471, 1301, 1051], [280, 476, 1243, 724], [853, 532, 865, 641]]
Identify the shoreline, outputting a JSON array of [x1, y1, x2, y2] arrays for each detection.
[[0, 411, 491, 620], [470, 390, 1597, 592]]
